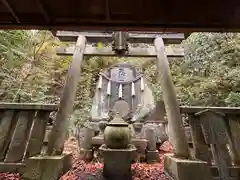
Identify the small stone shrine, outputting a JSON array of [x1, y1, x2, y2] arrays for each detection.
[[91, 62, 155, 122], [80, 63, 167, 163]]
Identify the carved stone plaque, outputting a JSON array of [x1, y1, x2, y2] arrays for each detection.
[[110, 67, 134, 82]]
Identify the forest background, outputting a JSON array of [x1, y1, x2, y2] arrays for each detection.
[[0, 31, 240, 133]]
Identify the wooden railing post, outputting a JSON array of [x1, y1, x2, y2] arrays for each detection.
[[47, 35, 86, 155], [154, 37, 190, 158]]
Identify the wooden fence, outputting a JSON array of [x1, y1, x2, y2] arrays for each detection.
[[0, 103, 58, 172], [1, 103, 240, 180], [179, 106, 240, 180]]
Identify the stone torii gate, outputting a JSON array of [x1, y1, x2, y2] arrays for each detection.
[[48, 31, 209, 180]]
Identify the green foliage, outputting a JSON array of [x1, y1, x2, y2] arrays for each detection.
[[137, 33, 240, 107], [0, 30, 30, 65], [180, 33, 240, 106], [225, 92, 240, 107], [0, 30, 69, 103]]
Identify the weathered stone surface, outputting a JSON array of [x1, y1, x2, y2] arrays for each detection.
[[132, 123, 144, 138], [100, 144, 136, 180], [5, 110, 35, 163], [142, 123, 168, 146], [104, 114, 131, 149], [164, 153, 211, 180], [81, 127, 94, 149], [0, 110, 15, 161], [92, 136, 104, 146], [22, 153, 72, 180], [0, 162, 25, 173], [98, 121, 107, 135], [44, 125, 53, 144], [79, 148, 93, 162], [145, 127, 157, 151], [88, 122, 100, 132], [184, 127, 192, 143], [146, 150, 160, 163], [131, 138, 148, 152], [131, 138, 148, 161]]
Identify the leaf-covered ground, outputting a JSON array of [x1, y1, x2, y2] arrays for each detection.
[[61, 140, 173, 180], [0, 140, 173, 180]]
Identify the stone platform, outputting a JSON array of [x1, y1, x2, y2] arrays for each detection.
[[22, 153, 72, 180], [164, 153, 211, 180]]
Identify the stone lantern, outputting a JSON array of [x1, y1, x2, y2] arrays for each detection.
[[104, 112, 131, 149]]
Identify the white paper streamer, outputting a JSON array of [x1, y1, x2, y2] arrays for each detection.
[[97, 75, 102, 89], [119, 84, 123, 98], [140, 77, 144, 91], [107, 81, 111, 95], [131, 82, 135, 96]]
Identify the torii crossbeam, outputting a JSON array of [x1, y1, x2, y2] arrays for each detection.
[[56, 31, 185, 57]]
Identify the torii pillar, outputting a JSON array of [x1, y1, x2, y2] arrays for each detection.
[[154, 37, 211, 180]]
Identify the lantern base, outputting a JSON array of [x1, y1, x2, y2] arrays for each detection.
[[99, 144, 136, 180]]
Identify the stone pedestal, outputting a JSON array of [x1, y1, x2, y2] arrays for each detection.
[[145, 127, 160, 163], [79, 148, 93, 162], [164, 153, 211, 180], [80, 126, 94, 161], [100, 145, 136, 180], [22, 153, 72, 180], [146, 150, 160, 163], [131, 138, 148, 162]]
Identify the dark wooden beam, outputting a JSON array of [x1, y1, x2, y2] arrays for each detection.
[[0, 0, 238, 32], [35, 0, 50, 23], [137, 0, 143, 22], [50, 30, 57, 36], [0, 24, 240, 33], [1, 0, 20, 23], [56, 44, 184, 57], [184, 32, 192, 39], [105, 0, 110, 20], [55, 31, 185, 44]]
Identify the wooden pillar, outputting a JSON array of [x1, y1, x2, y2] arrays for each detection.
[[47, 35, 86, 155], [154, 37, 190, 158]]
